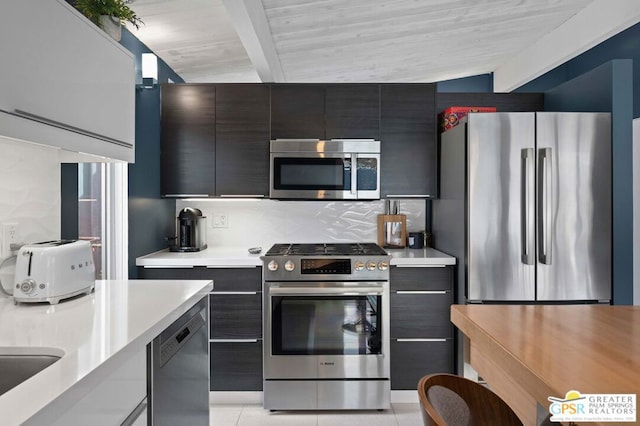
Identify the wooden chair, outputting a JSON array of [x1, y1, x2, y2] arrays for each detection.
[[418, 373, 523, 426]]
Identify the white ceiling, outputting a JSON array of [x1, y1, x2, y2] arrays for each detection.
[[127, 0, 598, 84]]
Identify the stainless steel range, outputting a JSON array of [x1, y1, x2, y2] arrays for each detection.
[[262, 243, 391, 410]]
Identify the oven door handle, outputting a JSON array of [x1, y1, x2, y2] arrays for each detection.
[[268, 286, 384, 296]]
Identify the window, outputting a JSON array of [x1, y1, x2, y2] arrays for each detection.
[[77, 163, 128, 280]]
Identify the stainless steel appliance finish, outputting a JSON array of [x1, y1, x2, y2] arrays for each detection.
[[269, 139, 381, 200], [437, 112, 611, 303], [262, 243, 391, 410], [149, 297, 209, 425]]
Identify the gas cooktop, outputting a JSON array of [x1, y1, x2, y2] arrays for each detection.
[[265, 243, 387, 257]]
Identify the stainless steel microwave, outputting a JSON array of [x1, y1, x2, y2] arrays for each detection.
[[269, 139, 381, 200]]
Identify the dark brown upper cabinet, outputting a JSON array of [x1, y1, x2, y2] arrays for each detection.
[[215, 84, 270, 197], [325, 84, 380, 140], [380, 84, 437, 197], [160, 84, 216, 197], [271, 84, 325, 139]]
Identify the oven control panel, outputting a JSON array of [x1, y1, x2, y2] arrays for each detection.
[[264, 256, 390, 281], [301, 258, 351, 274]]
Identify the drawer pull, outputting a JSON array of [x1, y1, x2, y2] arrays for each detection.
[[396, 290, 447, 295], [206, 265, 260, 269], [395, 264, 446, 268], [211, 339, 259, 343], [211, 291, 259, 295], [218, 194, 266, 198], [163, 194, 210, 197], [396, 338, 448, 343], [142, 265, 194, 269], [385, 195, 432, 198]]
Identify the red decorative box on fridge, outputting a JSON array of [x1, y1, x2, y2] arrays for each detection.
[[439, 106, 497, 132]]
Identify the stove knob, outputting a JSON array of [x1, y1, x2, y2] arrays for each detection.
[[366, 261, 377, 271], [267, 260, 279, 271], [20, 279, 36, 294], [354, 261, 365, 271], [284, 260, 295, 272], [378, 261, 389, 271]]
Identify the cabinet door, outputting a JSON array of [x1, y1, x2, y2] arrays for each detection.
[[390, 291, 453, 338], [139, 267, 262, 292], [380, 84, 436, 197], [390, 266, 452, 292], [210, 293, 262, 339], [390, 339, 453, 390], [160, 84, 216, 197], [0, 0, 134, 161], [215, 84, 270, 196], [325, 84, 380, 139], [210, 341, 263, 391], [271, 84, 326, 139]]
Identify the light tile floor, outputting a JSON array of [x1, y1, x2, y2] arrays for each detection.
[[210, 403, 423, 426]]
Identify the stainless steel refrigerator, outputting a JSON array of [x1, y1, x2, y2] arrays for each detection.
[[433, 112, 611, 303]]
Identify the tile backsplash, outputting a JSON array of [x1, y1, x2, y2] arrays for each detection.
[[0, 137, 61, 247], [176, 199, 426, 249], [0, 137, 61, 290]]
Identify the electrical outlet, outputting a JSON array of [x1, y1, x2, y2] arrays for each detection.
[[1, 222, 19, 259], [212, 212, 228, 228]]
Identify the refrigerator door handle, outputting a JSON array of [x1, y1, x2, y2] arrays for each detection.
[[538, 147, 552, 264], [521, 148, 534, 264]]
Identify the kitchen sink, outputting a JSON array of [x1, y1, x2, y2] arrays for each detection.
[[0, 347, 63, 396]]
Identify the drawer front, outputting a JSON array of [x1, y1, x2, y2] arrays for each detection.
[[390, 339, 453, 390], [390, 291, 453, 338], [390, 266, 452, 291], [210, 293, 262, 339], [210, 341, 263, 391], [139, 266, 262, 292]]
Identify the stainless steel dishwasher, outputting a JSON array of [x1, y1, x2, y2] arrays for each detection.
[[148, 297, 209, 425]]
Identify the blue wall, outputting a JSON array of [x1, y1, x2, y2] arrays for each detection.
[[437, 73, 493, 92], [120, 29, 183, 278], [518, 21, 640, 119]]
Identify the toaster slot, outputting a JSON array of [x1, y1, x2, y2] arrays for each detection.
[[27, 252, 33, 276]]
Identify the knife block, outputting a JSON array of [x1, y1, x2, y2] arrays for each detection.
[[377, 214, 406, 248]]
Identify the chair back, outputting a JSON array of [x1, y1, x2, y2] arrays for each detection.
[[418, 373, 523, 425]]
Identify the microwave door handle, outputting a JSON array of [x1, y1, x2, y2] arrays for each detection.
[[351, 153, 357, 196]]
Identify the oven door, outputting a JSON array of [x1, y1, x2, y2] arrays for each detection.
[[264, 281, 390, 380], [269, 153, 380, 200]]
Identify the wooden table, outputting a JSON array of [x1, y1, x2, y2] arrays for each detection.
[[451, 305, 640, 425]]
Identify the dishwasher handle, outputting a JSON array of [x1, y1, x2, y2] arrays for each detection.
[[158, 308, 206, 367]]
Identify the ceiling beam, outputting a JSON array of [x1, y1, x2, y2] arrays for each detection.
[[221, 0, 284, 83], [493, 0, 640, 92]]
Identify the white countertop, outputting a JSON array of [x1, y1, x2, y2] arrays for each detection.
[[136, 246, 455, 268], [0, 279, 212, 425], [136, 247, 263, 267], [386, 247, 456, 266]]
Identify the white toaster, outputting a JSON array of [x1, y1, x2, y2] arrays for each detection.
[[13, 240, 95, 305]]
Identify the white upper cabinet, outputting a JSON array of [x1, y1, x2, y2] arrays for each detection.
[[0, 0, 135, 162]]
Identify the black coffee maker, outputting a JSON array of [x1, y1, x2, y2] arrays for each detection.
[[170, 207, 208, 252]]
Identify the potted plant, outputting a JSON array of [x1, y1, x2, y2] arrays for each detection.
[[74, 0, 144, 41]]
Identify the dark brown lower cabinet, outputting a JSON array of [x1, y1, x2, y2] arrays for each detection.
[[390, 339, 453, 390], [210, 341, 263, 391], [389, 265, 455, 390], [210, 293, 261, 340]]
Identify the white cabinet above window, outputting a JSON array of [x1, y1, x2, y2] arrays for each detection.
[[0, 0, 135, 162]]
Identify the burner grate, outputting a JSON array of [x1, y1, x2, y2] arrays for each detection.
[[264, 243, 387, 257]]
